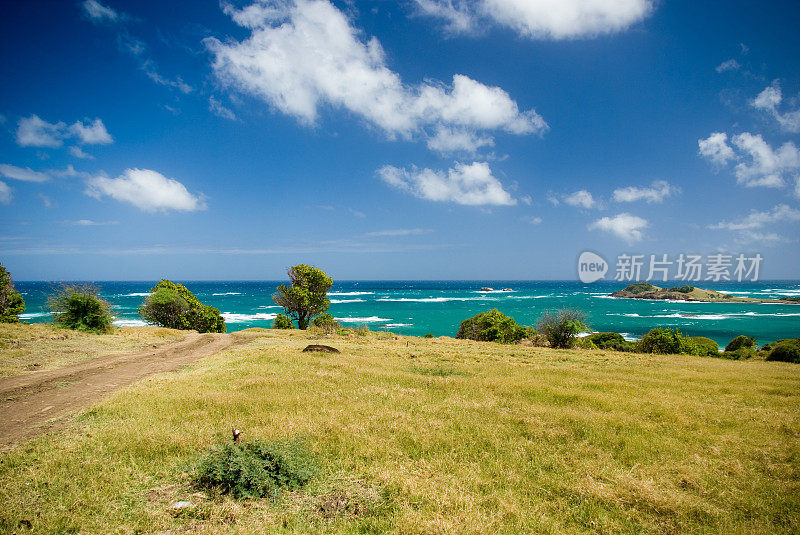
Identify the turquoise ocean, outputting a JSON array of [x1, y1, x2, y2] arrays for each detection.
[[14, 280, 800, 346]]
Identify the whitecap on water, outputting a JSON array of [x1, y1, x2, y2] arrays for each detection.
[[222, 312, 277, 323], [334, 316, 391, 323]]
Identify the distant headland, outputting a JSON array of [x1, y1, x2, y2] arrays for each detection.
[[610, 283, 800, 304]]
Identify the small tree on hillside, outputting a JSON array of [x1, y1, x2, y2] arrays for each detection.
[[537, 309, 588, 349], [139, 287, 190, 329], [49, 284, 113, 333], [0, 262, 25, 323], [273, 265, 332, 329]]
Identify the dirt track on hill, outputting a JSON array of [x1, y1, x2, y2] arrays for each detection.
[[0, 333, 238, 450]]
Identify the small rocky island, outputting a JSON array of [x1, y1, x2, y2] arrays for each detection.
[[610, 283, 800, 304]]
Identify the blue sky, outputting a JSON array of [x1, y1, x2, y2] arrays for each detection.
[[1, 0, 799, 280]]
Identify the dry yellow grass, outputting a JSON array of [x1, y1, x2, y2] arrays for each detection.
[[0, 323, 185, 376], [0, 327, 798, 534]]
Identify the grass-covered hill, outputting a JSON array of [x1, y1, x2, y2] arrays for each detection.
[[610, 283, 800, 304], [1, 325, 799, 533]]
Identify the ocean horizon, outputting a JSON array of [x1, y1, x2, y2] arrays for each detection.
[[15, 280, 800, 346]]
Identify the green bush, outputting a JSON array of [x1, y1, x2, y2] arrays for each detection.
[[721, 347, 756, 360], [272, 314, 295, 329], [424, 333, 434, 338], [764, 339, 800, 363], [637, 328, 684, 354], [456, 309, 527, 344], [310, 313, 340, 333], [48, 284, 113, 334], [193, 439, 316, 499], [273, 265, 333, 329], [725, 335, 757, 352], [0, 262, 25, 323], [536, 309, 588, 349], [667, 286, 695, 293], [583, 332, 636, 351], [140, 280, 225, 333], [684, 336, 720, 357], [623, 282, 659, 294]]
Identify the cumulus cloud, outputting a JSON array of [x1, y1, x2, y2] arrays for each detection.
[[86, 168, 206, 212], [699, 131, 800, 188], [16, 115, 112, 148], [377, 161, 516, 206], [562, 189, 595, 209], [81, 0, 121, 24], [0, 164, 50, 183], [751, 81, 800, 133], [589, 213, 647, 243], [0, 181, 11, 204], [709, 204, 800, 231], [414, 0, 653, 40], [715, 59, 740, 73], [613, 180, 678, 203], [206, 0, 545, 148]]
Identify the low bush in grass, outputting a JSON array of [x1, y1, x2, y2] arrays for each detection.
[[637, 328, 684, 355], [583, 332, 636, 351], [310, 313, 340, 334], [763, 338, 800, 364], [272, 314, 295, 329], [684, 336, 720, 357], [48, 284, 113, 334], [193, 439, 317, 499], [0, 262, 25, 323], [725, 335, 757, 352], [536, 309, 588, 349], [140, 280, 225, 333], [456, 309, 527, 344]]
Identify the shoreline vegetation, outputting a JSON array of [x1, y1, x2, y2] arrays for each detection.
[[610, 282, 800, 304]]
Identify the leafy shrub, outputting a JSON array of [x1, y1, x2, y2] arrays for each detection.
[[667, 286, 695, 293], [424, 333, 434, 338], [273, 265, 333, 329], [637, 327, 683, 354], [310, 313, 340, 333], [456, 309, 527, 344], [623, 282, 659, 294], [193, 439, 316, 499], [583, 332, 627, 351], [725, 335, 757, 352], [574, 337, 597, 350], [536, 309, 588, 349], [140, 280, 225, 333], [764, 339, 800, 363], [684, 336, 719, 357], [49, 284, 113, 334], [272, 314, 295, 329], [721, 347, 756, 360], [0, 262, 25, 323], [138, 288, 189, 329]]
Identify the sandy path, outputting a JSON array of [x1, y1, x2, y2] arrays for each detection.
[[0, 332, 238, 450]]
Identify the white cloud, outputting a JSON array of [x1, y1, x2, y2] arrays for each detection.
[[81, 0, 121, 24], [86, 168, 206, 212], [414, 0, 653, 40], [69, 118, 113, 144], [563, 189, 595, 209], [698, 132, 735, 165], [699, 131, 800, 189], [751, 81, 800, 133], [377, 161, 516, 206], [709, 204, 800, 231], [364, 228, 432, 237], [206, 0, 545, 147], [734, 230, 785, 245], [70, 146, 94, 159], [525, 216, 542, 224], [715, 59, 740, 73], [613, 180, 678, 203], [209, 96, 237, 120], [0, 181, 11, 204], [69, 219, 119, 226], [16, 115, 65, 147], [589, 213, 647, 243], [39, 193, 54, 208], [426, 125, 494, 154], [0, 164, 50, 183]]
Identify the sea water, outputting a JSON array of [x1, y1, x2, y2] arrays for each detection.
[[14, 280, 800, 346]]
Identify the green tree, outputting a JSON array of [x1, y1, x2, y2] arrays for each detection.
[[139, 280, 225, 333], [272, 314, 295, 329], [138, 288, 190, 329], [537, 309, 588, 349], [0, 262, 25, 323], [456, 309, 527, 343], [272, 265, 332, 329], [49, 284, 114, 334]]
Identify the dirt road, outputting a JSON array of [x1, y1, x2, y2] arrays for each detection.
[[0, 332, 238, 450]]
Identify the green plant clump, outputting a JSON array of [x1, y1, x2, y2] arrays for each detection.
[[623, 282, 659, 294], [637, 327, 684, 354], [456, 309, 527, 344], [725, 335, 758, 352], [583, 332, 635, 351], [272, 314, 295, 329], [48, 284, 113, 334], [684, 336, 720, 357], [193, 439, 317, 499], [310, 313, 340, 333], [536, 309, 588, 349], [273, 265, 333, 330], [0, 262, 25, 323], [763, 338, 800, 364], [667, 286, 695, 293], [139, 280, 225, 333]]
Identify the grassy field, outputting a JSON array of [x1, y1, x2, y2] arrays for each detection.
[[0, 326, 798, 533], [0, 323, 185, 377]]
